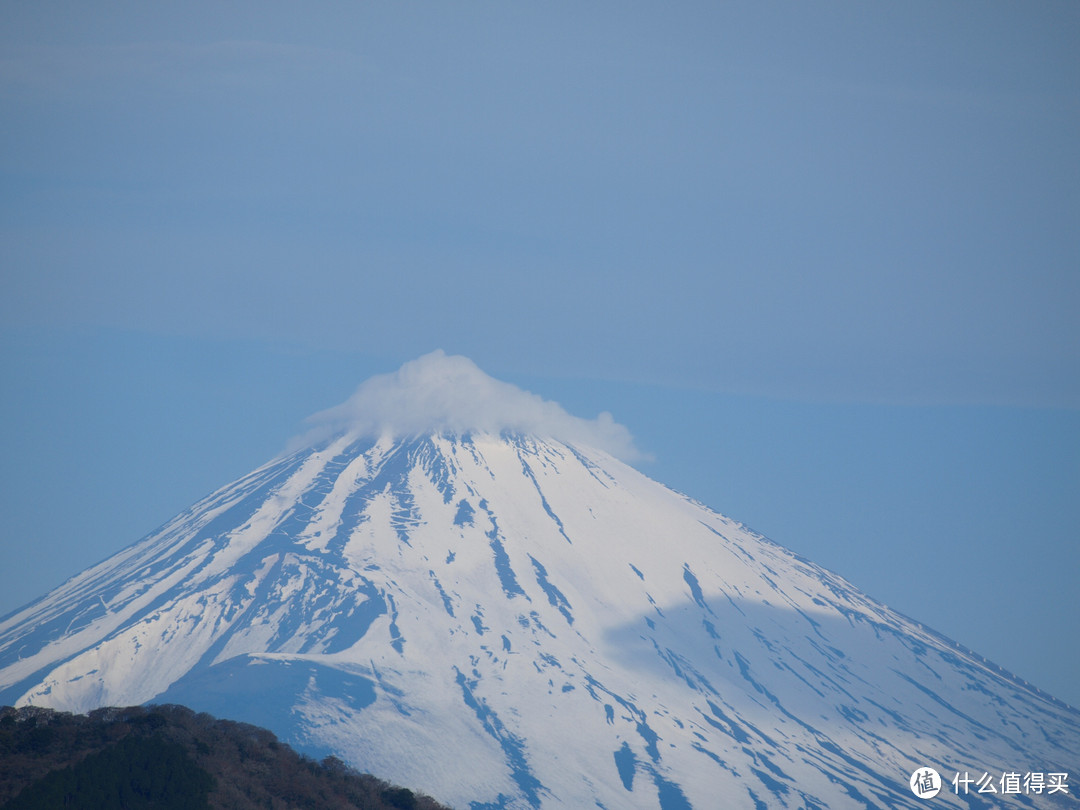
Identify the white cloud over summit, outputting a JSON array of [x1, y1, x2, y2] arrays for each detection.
[[301, 351, 642, 461]]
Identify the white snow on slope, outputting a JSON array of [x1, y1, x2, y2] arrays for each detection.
[[1, 361, 1076, 809]]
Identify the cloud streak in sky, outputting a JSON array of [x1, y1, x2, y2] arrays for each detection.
[[300, 351, 643, 461]]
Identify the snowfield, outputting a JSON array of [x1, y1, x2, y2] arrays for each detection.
[[2, 430, 1076, 809]]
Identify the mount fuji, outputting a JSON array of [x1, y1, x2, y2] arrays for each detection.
[[1, 353, 1076, 809]]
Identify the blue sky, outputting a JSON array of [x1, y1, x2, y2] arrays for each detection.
[[2, 3, 1078, 706]]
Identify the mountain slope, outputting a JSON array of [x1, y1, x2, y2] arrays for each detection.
[[1, 428, 1076, 809], [0, 703, 450, 809]]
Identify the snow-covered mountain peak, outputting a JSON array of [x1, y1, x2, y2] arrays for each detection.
[[1, 372, 1077, 809], [297, 351, 641, 462]]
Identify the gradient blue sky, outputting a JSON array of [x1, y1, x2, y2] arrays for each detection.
[[2, 4, 1078, 707]]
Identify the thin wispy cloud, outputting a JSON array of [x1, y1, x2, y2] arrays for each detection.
[[298, 351, 643, 462]]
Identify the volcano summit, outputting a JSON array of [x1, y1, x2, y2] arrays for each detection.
[[1, 353, 1076, 809]]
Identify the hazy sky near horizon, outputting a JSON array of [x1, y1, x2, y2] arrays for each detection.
[[2, 4, 1078, 706]]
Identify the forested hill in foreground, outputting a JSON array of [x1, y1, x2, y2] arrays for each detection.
[[0, 704, 452, 809]]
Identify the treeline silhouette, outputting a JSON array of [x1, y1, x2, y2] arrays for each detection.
[[0, 704, 452, 809]]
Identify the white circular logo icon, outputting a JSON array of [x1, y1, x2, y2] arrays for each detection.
[[910, 767, 942, 799]]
